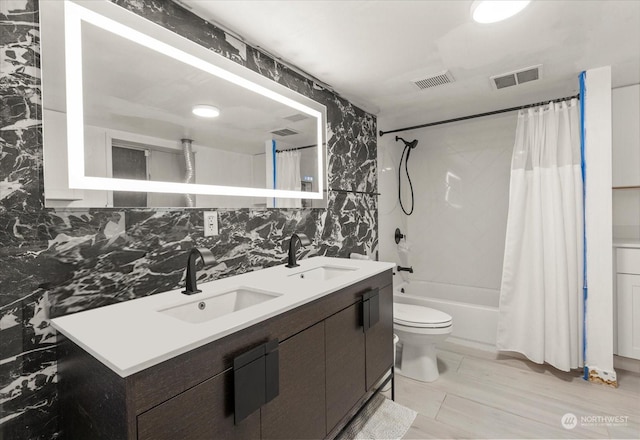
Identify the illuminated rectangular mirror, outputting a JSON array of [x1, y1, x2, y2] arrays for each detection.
[[40, 0, 327, 208]]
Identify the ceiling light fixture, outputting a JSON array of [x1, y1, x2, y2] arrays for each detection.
[[471, 0, 531, 24], [192, 104, 220, 118]]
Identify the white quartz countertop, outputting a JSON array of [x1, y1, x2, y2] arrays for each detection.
[[613, 239, 640, 249], [51, 256, 395, 378]]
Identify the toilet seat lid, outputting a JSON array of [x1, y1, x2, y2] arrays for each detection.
[[394, 303, 452, 328]]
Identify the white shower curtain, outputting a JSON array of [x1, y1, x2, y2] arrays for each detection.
[[497, 99, 583, 372], [275, 150, 302, 208]]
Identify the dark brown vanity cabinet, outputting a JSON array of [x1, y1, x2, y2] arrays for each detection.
[[58, 269, 392, 440], [325, 301, 366, 432], [261, 321, 326, 439], [137, 370, 260, 440], [325, 284, 394, 433], [365, 285, 394, 390]]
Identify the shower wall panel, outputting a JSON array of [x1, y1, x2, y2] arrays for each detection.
[[380, 113, 515, 291]]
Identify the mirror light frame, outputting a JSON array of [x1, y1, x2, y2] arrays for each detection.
[[63, 0, 325, 200]]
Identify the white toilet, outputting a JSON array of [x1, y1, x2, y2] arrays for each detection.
[[394, 303, 453, 382]]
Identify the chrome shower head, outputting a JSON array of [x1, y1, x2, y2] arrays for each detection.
[[395, 136, 418, 149]]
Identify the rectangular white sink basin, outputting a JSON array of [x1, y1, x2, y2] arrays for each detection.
[[159, 288, 281, 324], [289, 265, 358, 281]]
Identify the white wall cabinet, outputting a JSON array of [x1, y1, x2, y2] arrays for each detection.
[[616, 248, 640, 360], [612, 84, 640, 188]]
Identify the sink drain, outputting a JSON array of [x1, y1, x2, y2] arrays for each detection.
[[198, 302, 206, 310]]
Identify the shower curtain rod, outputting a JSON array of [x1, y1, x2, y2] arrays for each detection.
[[255, 143, 320, 155], [276, 144, 316, 152], [379, 93, 580, 137]]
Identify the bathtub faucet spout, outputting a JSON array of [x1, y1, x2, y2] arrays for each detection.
[[397, 266, 413, 273]]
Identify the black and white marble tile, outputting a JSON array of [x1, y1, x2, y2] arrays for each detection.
[[0, 0, 42, 215], [0, 0, 378, 438]]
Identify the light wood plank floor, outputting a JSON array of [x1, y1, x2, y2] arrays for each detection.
[[391, 341, 640, 439]]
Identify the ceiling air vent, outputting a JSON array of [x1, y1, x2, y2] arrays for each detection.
[[412, 70, 455, 90], [270, 127, 299, 137], [491, 65, 542, 90], [283, 113, 308, 122]]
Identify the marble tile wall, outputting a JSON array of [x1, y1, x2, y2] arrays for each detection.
[[0, 1, 378, 438]]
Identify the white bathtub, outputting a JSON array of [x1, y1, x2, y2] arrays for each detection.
[[394, 279, 500, 350]]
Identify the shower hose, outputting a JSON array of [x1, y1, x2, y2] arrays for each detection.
[[398, 144, 415, 215]]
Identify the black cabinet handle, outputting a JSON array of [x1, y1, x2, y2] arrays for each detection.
[[361, 288, 380, 332], [233, 339, 279, 425], [369, 290, 380, 329], [362, 296, 370, 331]]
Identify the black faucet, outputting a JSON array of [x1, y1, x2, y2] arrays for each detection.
[[182, 247, 216, 295], [397, 266, 414, 273], [285, 233, 311, 268]]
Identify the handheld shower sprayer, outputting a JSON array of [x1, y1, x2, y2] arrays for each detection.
[[396, 136, 419, 150], [395, 136, 419, 215]]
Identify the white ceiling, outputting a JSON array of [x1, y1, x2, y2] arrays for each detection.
[[183, 0, 640, 132]]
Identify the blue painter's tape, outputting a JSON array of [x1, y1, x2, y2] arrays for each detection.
[[580, 72, 587, 362]]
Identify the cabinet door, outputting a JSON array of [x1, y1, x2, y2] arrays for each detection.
[[612, 85, 640, 187], [365, 284, 394, 390], [325, 302, 366, 432], [137, 369, 260, 440], [262, 321, 326, 439], [617, 274, 640, 360]]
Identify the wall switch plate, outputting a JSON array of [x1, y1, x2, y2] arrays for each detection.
[[203, 211, 218, 237]]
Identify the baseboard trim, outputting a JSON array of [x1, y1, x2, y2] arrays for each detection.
[[613, 354, 640, 374], [444, 336, 498, 354]]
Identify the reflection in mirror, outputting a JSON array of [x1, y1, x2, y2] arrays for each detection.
[[40, 0, 327, 208]]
